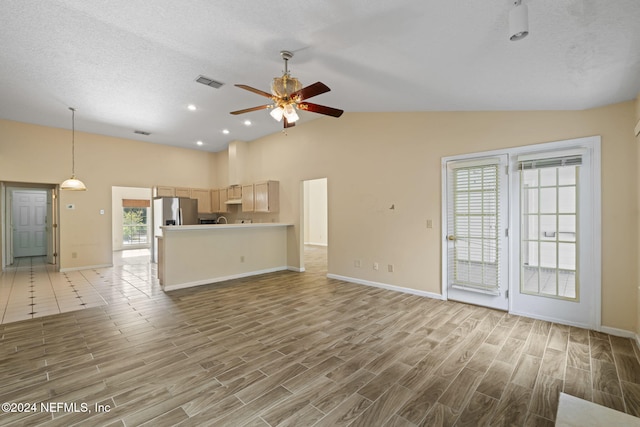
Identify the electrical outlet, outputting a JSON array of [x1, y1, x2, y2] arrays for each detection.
[[388, 264, 394, 273], [240, 256, 245, 263], [354, 260, 361, 268], [426, 219, 433, 229], [72, 252, 77, 259], [373, 262, 379, 271]]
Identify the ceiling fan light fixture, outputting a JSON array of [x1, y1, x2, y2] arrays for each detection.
[[270, 106, 284, 122], [61, 107, 87, 191], [509, 0, 529, 41], [283, 104, 299, 123]]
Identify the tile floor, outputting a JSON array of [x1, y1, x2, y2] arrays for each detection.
[[0, 249, 159, 325]]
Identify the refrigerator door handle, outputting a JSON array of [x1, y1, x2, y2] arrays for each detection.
[[178, 208, 183, 225]]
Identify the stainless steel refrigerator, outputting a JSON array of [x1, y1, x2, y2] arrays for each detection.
[[152, 197, 198, 262]]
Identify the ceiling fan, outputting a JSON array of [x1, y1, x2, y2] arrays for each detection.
[[230, 50, 343, 128]]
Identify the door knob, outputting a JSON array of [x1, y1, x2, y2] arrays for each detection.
[[447, 235, 456, 241]]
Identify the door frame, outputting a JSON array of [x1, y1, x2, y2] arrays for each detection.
[[1, 182, 60, 270], [441, 136, 601, 329]]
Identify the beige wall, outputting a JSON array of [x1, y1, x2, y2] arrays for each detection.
[[235, 101, 637, 332], [0, 119, 213, 269], [636, 93, 640, 338], [1, 100, 638, 332]]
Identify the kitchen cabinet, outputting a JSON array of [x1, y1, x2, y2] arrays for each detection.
[[190, 189, 212, 213], [254, 181, 279, 213], [218, 188, 229, 213], [175, 187, 191, 198], [211, 189, 220, 213], [228, 185, 242, 200], [242, 184, 254, 212], [155, 186, 175, 197]]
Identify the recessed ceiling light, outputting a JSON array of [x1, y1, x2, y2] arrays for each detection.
[[222, 129, 230, 134], [188, 104, 197, 111], [243, 120, 252, 126], [196, 140, 204, 146]]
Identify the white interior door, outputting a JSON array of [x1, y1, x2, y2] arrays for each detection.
[[510, 139, 600, 329], [444, 155, 509, 310], [12, 190, 47, 257]]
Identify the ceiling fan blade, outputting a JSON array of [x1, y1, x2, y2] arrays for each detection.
[[235, 84, 273, 99], [292, 82, 330, 101], [230, 105, 270, 115], [297, 102, 344, 118], [284, 117, 296, 128]]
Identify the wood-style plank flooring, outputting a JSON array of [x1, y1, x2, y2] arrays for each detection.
[[1, 246, 640, 426]]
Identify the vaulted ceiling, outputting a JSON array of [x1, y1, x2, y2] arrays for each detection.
[[1, 0, 639, 152]]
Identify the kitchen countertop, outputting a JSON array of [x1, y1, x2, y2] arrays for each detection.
[[161, 223, 292, 231]]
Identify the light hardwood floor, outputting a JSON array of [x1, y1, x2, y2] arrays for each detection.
[[1, 246, 640, 426]]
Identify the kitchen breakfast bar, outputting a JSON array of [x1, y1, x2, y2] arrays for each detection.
[[157, 223, 293, 291]]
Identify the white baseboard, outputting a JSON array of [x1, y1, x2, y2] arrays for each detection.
[[304, 242, 328, 247], [60, 264, 113, 272], [327, 274, 444, 300], [163, 266, 289, 292], [599, 325, 638, 340]]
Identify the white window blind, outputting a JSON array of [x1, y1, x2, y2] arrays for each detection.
[[450, 162, 501, 294]]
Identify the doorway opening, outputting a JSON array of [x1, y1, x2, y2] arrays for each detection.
[[1, 182, 59, 270], [302, 178, 328, 274], [111, 186, 152, 256]]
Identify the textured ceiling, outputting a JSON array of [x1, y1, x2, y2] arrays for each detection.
[[1, 0, 639, 152]]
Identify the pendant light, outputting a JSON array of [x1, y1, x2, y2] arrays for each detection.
[[60, 107, 87, 191]]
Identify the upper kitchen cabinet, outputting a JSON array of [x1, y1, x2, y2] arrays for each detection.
[[175, 187, 191, 198], [228, 185, 242, 200], [242, 184, 254, 212], [155, 186, 175, 197], [218, 188, 229, 213], [211, 189, 220, 213], [254, 181, 279, 213], [190, 189, 212, 214]]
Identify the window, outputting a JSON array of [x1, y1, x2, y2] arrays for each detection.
[[122, 199, 150, 246], [519, 155, 580, 300]]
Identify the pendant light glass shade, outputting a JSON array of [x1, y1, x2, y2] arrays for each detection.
[[61, 176, 87, 191], [61, 107, 87, 191]]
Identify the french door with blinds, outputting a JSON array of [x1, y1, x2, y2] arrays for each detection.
[[442, 136, 600, 328], [445, 155, 509, 310]]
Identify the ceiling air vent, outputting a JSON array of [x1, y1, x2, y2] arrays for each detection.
[[134, 130, 151, 136], [196, 75, 224, 89]]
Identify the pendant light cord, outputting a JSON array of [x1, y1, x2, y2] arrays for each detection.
[[69, 107, 76, 176]]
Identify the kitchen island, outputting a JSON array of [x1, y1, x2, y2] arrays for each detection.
[[157, 223, 293, 291]]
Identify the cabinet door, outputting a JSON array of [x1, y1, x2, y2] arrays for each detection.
[[211, 189, 220, 213], [218, 188, 229, 213], [228, 185, 242, 199], [190, 189, 211, 213], [255, 181, 279, 212], [242, 184, 254, 212], [175, 187, 191, 198], [156, 186, 175, 197]]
